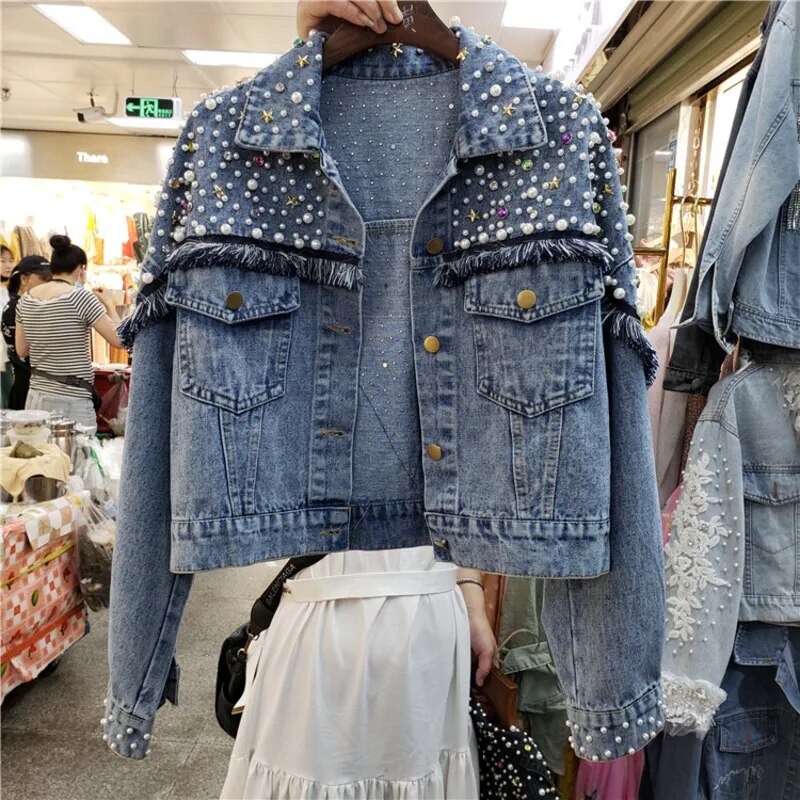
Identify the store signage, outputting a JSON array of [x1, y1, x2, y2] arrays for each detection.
[[124, 96, 180, 120], [77, 151, 109, 164]]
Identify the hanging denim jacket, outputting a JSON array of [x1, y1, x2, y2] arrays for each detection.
[[678, 0, 800, 355], [662, 342, 800, 734], [105, 26, 665, 763]]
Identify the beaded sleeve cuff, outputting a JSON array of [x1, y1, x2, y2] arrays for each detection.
[[101, 696, 155, 760], [565, 683, 665, 762]]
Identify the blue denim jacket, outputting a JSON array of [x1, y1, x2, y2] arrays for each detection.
[[662, 343, 800, 734], [105, 27, 665, 763], [682, 0, 800, 351]]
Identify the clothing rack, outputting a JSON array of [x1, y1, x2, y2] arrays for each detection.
[[632, 168, 713, 324]]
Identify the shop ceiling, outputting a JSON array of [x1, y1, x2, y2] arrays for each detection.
[[0, 1, 560, 136]]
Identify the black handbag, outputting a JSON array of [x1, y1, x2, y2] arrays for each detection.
[[215, 554, 325, 738]]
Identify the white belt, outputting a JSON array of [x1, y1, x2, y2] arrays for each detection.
[[282, 568, 457, 602]]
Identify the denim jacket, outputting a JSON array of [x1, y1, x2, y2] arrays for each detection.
[[662, 342, 800, 734], [680, 0, 800, 354], [105, 26, 665, 763]]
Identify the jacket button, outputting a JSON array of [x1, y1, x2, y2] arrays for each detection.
[[423, 336, 441, 354], [426, 444, 443, 461], [516, 289, 537, 310], [426, 238, 444, 255], [226, 291, 244, 311]]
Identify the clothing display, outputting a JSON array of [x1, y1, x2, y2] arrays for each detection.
[[665, 0, 795, 393], [106, 26, 666, 766], [222, 547, 479, 799]]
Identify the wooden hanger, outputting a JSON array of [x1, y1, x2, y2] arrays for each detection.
[[322, 1, 460, 70]]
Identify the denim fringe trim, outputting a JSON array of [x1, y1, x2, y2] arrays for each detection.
[[603, 300, 659, 387], [167, 238, 363, 290], [433, 236, 611, 287], [117, 279, 170, 351]]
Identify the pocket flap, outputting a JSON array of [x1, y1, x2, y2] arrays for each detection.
[[742, 469, 800, 505], [464, 261, 604, 323], [718, 711, 778, 753], [166, 265, 300, 324]]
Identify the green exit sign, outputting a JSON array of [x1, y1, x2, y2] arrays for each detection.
[[124, 96, 181, 119]]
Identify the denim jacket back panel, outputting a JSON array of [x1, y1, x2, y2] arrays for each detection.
[[686, 0, 800, 350], [106, 27, 665, 765], [662, 347, 800, 735]]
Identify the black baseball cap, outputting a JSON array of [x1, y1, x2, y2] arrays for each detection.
[[14, 256, 51, 276]]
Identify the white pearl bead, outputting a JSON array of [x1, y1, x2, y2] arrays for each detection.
[[556, 219, 568, 231], [251, 228, 263, 239], [183, 170, 195, 182], [194, 224, 207, 236], [582, 222, 595, 235], [613, 287, 626, 300], [311, 239, 322, 250], [302, 212, 313, 224], [141, 272, 154, 285], [626, 213, 636, 226], [489, 84, 502, 97], [143, 733, 151, 741], [495, 228, 508, 241], [220, 223, 232, 235], [291, 91, 303, 104], [521, 222, 534, 235], [247, 179, 258, 190], [478, 232, 489, 244], [172, 229, 185, 243], [274, 232, 285, 243], [205, 98, 217, 111]]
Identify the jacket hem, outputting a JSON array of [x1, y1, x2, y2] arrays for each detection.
[[565, 683, 665, 761], [424, 512, 610, 577], [733, 303, 800, 350], [739, 598, 800, 621], [170, 502, 430, 572]]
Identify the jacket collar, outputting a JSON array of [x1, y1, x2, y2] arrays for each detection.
[[236, 25, 547, 160]]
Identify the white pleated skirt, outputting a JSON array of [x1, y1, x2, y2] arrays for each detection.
[[220, 546, 479, 800]]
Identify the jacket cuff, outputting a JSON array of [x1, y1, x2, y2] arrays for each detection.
[[565, 683, 665, 761], [101, 695, 154, 760], [662, 672, 727, 736]]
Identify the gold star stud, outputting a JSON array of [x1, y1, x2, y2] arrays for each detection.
[[503, 103, 515, 116], [467, 209, 479, 222], [213, 185, 226, 200], [296, 54, 310, 68], [261, 109, 274, 124], [549, 176, 560, 190], [186, 141, 199, 152], [456, 47, 469, 61], [391, 42, 403, 58], [286, 195, 300, 207]]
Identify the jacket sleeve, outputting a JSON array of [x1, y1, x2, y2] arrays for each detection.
[[661, 413, 743, 736], [103, 124, 197, 760], [542, 99, 666, 762]]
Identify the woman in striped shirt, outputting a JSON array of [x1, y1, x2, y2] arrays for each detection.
[[15, 235, 123, 431]]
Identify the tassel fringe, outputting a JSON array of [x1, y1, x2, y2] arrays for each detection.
[[434, 237, 611, 287], [603, 300, 659, 387], [118, 280, 171, 351], [167, 239, 363, 290]]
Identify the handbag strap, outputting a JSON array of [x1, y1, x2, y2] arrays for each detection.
[[247, 554, 326, 637]]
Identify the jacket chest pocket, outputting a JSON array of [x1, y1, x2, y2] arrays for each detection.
[[166, 266, 300, 414], [464, 261, 604, 417], [743, 469, 800, 597]]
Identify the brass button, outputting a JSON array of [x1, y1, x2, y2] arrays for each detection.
[[225, 291, 244, 311], [516, 289, 537, 310], [426, 444, 443, 461], [423, 335, 441, 354], [426, 238, 444, 255]]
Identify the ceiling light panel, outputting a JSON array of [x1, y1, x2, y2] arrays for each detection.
[[183, 50, 280, 69], [34, 4, 132, 45], [501, 0, 581, 30]]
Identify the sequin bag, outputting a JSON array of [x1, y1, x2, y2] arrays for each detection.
[[470, 669, 560, 799], [215, 554, 325, 738]]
